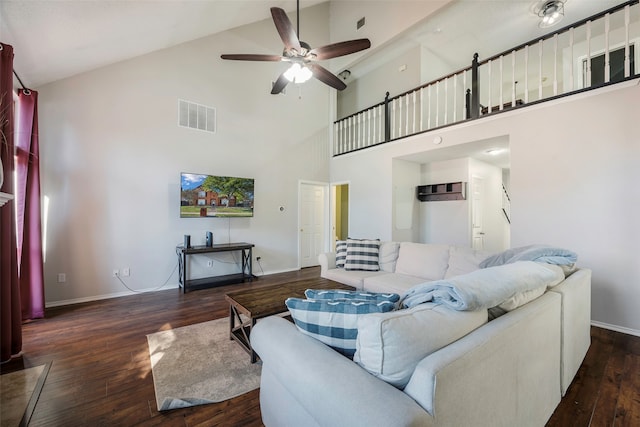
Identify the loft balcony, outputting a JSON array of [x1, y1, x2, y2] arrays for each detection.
[[333, 1, 639, 157]]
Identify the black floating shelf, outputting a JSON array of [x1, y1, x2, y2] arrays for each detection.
[[417, 182, 466, 201]]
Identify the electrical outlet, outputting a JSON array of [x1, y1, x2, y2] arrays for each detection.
[[57, 273, 66, 283], [122, 268, 130, 277], [113, 269, 119, 277], [207, 260, 213, 267]]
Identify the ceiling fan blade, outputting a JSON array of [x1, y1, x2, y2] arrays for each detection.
[[271, 72, 290, 95], [309, 39, 371, 60], [220, 54, 282, 62], [271, 7, 302, 53], [308, 64, 347, 91]]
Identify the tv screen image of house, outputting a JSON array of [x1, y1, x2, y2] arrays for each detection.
[[180, 173, 254, 218]]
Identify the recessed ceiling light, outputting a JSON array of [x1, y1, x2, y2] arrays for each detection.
[[485, 148, 506, 156]]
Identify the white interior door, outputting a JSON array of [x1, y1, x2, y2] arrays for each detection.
[[299, 183, 325, 268], [471, 176, 485, 250]]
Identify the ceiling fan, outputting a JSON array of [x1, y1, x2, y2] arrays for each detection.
[[221, 0, 371, 95]]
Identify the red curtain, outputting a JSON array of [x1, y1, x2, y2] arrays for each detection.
[[0, 42, 22, 363], [15, 88, 45, 320]]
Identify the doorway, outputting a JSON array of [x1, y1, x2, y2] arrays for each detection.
[[331, 183, 349, 251]]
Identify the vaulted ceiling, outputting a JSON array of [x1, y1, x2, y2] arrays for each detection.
[[1, 0, 625, 89]]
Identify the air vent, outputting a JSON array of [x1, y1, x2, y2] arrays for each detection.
[[178, 99, 216, 133]]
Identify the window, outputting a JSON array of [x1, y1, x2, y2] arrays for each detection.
[[584, 44, 635, 86]]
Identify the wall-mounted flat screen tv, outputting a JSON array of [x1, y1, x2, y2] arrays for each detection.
[[180, 173, 254, 218]]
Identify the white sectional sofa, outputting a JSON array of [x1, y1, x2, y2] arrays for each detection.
[[251, 242, 592, 427], [319, 241, 492, 294]]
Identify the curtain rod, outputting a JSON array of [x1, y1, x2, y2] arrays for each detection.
[[12, 69, 31, 94]]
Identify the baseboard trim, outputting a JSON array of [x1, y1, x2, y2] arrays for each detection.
[[45, 267, 301, 308], [45, 283, 181, 308], [591, 320, 640, 338]]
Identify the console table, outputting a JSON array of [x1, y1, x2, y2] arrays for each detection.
[[176, 242, 254, 293]]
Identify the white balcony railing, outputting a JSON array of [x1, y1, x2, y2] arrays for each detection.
[[334, 0, 639, 156]]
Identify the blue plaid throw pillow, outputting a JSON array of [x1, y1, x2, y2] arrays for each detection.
[[304, 289, 400, 304], [285, 298, 396, 358]]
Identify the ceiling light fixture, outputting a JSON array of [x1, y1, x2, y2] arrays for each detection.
[[538, 0, 565, 28], [284, 63, 312, 84]]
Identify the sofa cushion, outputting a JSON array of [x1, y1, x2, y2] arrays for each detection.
[[304, 289, 400, 304], [394, 242, 450, 280], [354, 303, 488, 388], [378, 242, 400, 272], [285, 297, 396, 358], [345, 238, 380, 271], [445, 246, 492, 279], [335, 240, 347, 268], [363, 273, 427, 295], [321, 268, 385, 290]]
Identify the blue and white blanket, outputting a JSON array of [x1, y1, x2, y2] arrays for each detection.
[[400, 261, 562, 311], [479, 244, 577, 268]]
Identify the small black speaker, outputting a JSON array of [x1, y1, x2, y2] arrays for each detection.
[[184, 235, 191, 248], [205, 231, 213, 247]]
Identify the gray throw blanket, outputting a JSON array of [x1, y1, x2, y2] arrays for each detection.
[[401, 261, 562, 311], [479, 244, 577, 268]]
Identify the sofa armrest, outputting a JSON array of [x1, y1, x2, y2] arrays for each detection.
[[318, 252, 336, 276], [548, 268, 591, 395], [404, 292, 562, 426], [252, 316, 431, 427]]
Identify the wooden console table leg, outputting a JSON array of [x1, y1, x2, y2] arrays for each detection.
[[228, 304, 259, 363]]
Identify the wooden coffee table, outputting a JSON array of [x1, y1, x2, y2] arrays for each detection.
[[225, 277, 354, 362]]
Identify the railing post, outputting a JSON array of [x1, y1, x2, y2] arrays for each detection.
[[471, 53, 479, 119], [384, 91, 391, 142], [465, 89, 471, 119]]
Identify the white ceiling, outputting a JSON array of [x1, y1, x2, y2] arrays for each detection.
[[1, 0, 625, 89], [0, 0, 326, 88]]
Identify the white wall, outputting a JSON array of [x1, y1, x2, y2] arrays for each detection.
[[328, 1, 454, 73], [419, 158, 470, 246], [337, 45, 422, 118], [330, 80, 640, 334], [38, 4, 332, 305], [391, 158, 420, 242]]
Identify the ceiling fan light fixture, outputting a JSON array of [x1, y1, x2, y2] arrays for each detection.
[[538, 0, 565, 28], [284, 63, 312, 84]]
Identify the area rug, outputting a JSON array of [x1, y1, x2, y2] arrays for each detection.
[[0, 363, 50, 427], [147, 317, 261, 411]]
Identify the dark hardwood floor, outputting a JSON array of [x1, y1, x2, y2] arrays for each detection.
[[2, 266, 639, 426]]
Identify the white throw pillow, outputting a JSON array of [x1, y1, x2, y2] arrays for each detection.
[[378, 242, 400, 272], [354, 303, 487, 388]]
